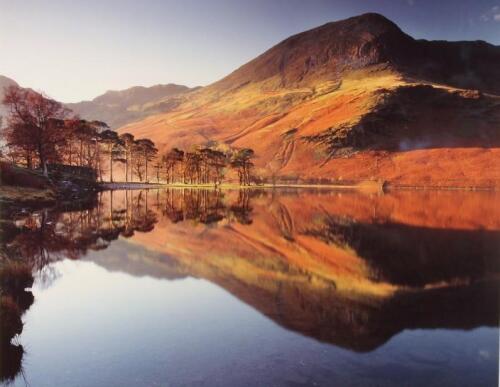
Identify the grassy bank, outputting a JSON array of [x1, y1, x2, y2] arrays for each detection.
[[0, 162, 100, 207], [0, 163, 57, 206], [0, 185, 56, 206]]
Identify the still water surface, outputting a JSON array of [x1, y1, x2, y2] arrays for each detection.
[[1, 189, 499, 386]]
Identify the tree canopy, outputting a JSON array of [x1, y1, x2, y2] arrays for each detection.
[[1, 85, 258, 185]]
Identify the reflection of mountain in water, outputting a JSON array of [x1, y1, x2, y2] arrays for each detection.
[[0, 189, 498, 379], [304, 214, 500, 287], [122, 189, 500, 351]]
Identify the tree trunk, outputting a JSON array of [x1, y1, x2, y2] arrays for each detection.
[[39, 145, 48, 177], [42, 160, 48, 177], [125, 151, 129, 182], [80, 140, 83, 166], [26, 150, 32, 169], [109, 151, 113, 183], [96, 142, 103, 182]]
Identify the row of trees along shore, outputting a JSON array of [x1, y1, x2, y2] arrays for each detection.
[[1, 85, 255, 185]]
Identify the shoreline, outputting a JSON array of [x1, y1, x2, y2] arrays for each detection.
[[98, 181, 499, 191], [99, 181, 379, 191]]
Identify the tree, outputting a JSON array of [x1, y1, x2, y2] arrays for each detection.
[[207, 149, 227, 186], [64, 119, 102, 167], [184, 151, 202, 184], [158, 145, 259, 186], [99, 129, 124, 183], [131, 147, 145, 182], [2, 85, 70, 175], [119, 133, 135, 182], [135, 139, 158, 182], [88, 121, 109, 181], [161, 148, 184, 184], [153, 162, 161, 183], [231, 148, 254, 185], [197, 147, 227, 186]]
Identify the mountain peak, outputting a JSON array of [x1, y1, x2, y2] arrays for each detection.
[[316, 12, 405, 35], [213, 13, 500, 94], [213, 13, 413, 91]]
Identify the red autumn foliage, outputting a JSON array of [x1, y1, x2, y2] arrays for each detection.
[[2, 85, 70, 175]]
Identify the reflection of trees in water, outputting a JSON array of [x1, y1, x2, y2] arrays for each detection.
[[230, 190, 254, 225], [1, 189, 257, 278], [0, 190, 164, 382], [159, 189, 254, 225], [2, 197, 157, 272], [0, 188, 257, 381], [303, 214, 500, 287]]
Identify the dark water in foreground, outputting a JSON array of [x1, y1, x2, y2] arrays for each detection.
[[0, 189, 498, 387]]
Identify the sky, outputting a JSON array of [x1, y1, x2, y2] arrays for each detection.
[[1, 0, 499, 103]]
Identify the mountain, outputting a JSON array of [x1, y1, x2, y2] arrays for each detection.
[[0, 76, 196, 129], [119, 13, 500, 187], [0, 75, 18, 125], [213, 13, 500, 93], [67, 83, 197, 129]]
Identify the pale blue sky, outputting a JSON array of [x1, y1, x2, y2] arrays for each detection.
[[1, 0, 499, 102]]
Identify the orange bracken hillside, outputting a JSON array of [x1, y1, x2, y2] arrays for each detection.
[[118, 13, 500, 187]]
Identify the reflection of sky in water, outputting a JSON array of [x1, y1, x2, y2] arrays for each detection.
[[2, 189, 498, 387], [12, 254, 498, 387]]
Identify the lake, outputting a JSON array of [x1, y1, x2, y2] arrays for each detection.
[[1, 188, 499, 387]]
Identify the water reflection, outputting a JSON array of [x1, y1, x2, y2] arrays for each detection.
[[0, 262, 33, 382], [304, 214, 499, 286], [0, 188, 499, 384]]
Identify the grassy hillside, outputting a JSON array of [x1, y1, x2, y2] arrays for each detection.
[[117, 14, 500, 187]]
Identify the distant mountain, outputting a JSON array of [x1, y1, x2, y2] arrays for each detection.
[[120, 13, 500, 187], [0, 75, 18, 125], [67, 83, 198, 129], [0, 77, 196, 129]]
